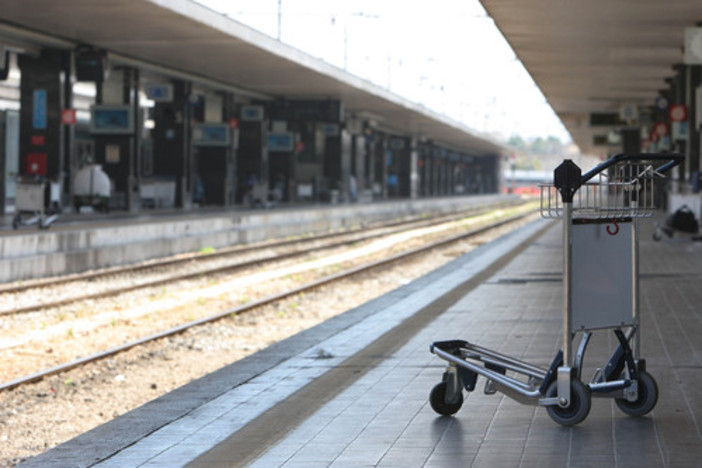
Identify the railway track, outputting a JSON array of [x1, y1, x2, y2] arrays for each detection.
[[0, 208, 538, 392], [0, 201, 525, 316]]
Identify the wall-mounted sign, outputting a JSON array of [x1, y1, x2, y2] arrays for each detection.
[[105, 144, 120, 163], [390, 137, 406, 150], [193, 123, 231, 147], [33, 89, 47, 130], [90, 105, 135, 134], [589, 112, 626, 127], [146, 83, 174, 102], [26, 153, 47, 175], [75, 48, 107, 82], [319, 123, 339, 137], [268, 132, 294, 152], [672, 121, 688, 141], [269, 99, 342, 122], [655, 96, 669, 111], [241, 105, 264, 122], [619, 103, 638, 122], [62, 109, 77, 125], [669, 104, 687, 122], [653, 122, 668, 137]]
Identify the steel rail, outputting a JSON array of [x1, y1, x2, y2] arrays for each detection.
[[0, 211, 534, 392], [0, 202, 525, 316]]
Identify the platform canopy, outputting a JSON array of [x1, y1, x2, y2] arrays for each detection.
[[0, 0, 504, 157], [480, 0, 700, 155]]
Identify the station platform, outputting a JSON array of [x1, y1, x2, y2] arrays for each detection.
[[0, 194, 510, 284], [20, 215, 702, 467]]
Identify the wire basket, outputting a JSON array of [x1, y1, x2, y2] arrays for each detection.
[[540, 161, 666, 219]]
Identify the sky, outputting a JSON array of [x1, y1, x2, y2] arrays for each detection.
[[195, 0, 571, 143]]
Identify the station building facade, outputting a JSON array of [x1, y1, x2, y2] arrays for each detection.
[[0, 46, 502, 215]]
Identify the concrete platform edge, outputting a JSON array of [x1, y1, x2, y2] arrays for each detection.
[[1, 195, 512, 283]]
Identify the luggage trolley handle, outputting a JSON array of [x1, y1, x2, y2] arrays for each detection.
[[580, 152, 684, 186], [554, 152, 684, 204]]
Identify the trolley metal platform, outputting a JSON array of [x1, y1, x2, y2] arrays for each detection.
[[429, 152, 684, 426]]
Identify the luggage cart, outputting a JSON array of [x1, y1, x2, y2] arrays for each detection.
[[12, 176, 57, 230], [429, 153, 683, 426]]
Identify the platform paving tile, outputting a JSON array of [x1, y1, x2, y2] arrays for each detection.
[[244, 221, 702, 468]]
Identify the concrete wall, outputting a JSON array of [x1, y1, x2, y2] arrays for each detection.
[[0, 195, 513, 283]]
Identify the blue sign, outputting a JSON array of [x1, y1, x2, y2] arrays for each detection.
[[268, 132, 294, 152], [33, 89, 47, 129], [241, 105, 264, 121], [655, 96, 668, 111], [320, 123, 339, 137], [145, 83, 173, 102]]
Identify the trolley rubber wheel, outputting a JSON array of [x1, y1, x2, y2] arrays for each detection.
[[545, 380, 591, 426], [615, 371, 658, 417], [429, 382, 463, 416]]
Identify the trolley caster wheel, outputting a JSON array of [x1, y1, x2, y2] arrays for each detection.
[[545, 380, 591, 426], [615, 371, 658, 417], [429, 382, 463, 416]]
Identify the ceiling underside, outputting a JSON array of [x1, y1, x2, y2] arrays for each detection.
[[480, 0, 702, 155], [0, 0, 504, 156]]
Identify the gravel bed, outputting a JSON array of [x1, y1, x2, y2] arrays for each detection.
[[0, 232, 375, 314], [0, 210, 537, 466]]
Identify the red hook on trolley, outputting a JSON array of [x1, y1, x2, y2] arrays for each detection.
[[606, 218, 619, 236]]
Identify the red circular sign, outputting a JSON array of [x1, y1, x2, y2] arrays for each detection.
[[61, 109, 76, 125], [669, 105, 687, 122], [654, 122, 668, 137]]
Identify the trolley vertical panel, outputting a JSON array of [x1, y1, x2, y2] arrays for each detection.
[[571, 220, 634, 331]]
